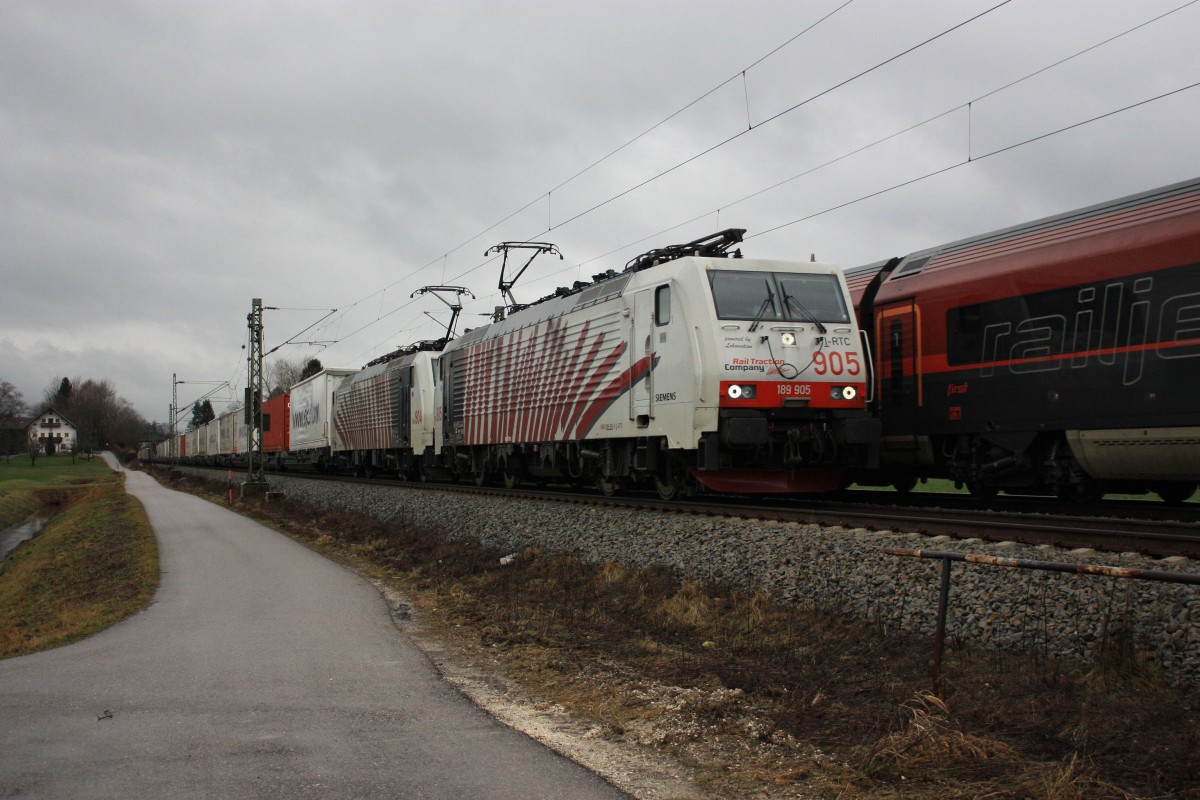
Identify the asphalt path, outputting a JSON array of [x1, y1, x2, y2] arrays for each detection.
[[0, 457, 629, 799]]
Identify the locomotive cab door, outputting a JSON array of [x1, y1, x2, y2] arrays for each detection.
[[400, 365, 413, 449], [874, 300, 922, 458], [631, 283, 670, 428]]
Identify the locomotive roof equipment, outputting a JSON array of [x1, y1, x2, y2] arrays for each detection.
[[486, 241, 563, 313]]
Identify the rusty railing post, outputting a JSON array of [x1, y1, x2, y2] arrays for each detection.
[[933, 556, 951, 696]]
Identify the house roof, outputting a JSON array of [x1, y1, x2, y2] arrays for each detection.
[[1, 415, 31, 432], [28, 406, 78, 429]]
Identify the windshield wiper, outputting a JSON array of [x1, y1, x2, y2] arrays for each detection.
[[748, 280, 775, 333], [781, 289, 827, 335]]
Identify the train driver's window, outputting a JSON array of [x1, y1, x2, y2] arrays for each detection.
[[655, 285, 671, 326]]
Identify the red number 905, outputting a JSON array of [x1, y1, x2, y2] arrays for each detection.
[[813, 352, 861, 376]]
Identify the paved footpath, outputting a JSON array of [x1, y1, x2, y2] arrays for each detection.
[[0, 457, 629, 799]]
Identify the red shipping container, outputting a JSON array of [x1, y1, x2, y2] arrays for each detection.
[[262, 393, 290, 453]]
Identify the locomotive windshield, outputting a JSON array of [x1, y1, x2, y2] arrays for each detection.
[[709, 270, 850, 323]]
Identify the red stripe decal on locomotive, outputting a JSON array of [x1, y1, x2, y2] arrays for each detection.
[[558, 333, 607, 438], [573, 353, 653, 438], [459, 318, 653, 445]]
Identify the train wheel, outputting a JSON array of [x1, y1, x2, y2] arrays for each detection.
[[474, 468, 490, 487], [1155, 482, 1197, 504], [654, 475, 680, 501], [892, 476, 918, 494], [652, 455, 690, 501]]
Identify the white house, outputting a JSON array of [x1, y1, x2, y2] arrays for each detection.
[[26, 407, 79, 454]]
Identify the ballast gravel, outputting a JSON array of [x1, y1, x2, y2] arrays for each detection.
[[203, 470, 1200, 687]]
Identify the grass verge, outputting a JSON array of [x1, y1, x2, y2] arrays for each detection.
[[161, 468, 1200, 800], [0, 472, 159, 658], [0, 455, 121, 529]]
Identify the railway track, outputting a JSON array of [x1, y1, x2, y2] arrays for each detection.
[[175, 465, 1200, 560], [455, 485, 1200, 560]]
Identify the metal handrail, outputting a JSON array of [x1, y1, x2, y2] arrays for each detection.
[[885, 546, 1200, 696]]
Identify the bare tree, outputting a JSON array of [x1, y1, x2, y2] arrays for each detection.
[[1, 381, 28, 460], [30, 376, 148, 454], [0, 381, 27, 426], [70, 378, 119, 450], [267, 358, 306, 394], [26, 432, 41, 466]]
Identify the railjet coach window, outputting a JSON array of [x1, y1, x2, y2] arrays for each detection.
[[709, 270, 848, 323]]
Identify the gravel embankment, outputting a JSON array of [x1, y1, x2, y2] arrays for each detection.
[[194, 470, 1200, 686]]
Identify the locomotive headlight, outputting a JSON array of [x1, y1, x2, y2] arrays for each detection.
[[727, 384, 756, 400], [831, 385, 857, 401], [780, 331, 796, 347]]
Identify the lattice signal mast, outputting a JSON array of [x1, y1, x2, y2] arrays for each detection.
[[244, 298, 268, 492]]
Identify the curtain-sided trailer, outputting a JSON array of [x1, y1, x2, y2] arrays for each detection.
[[283, 369, 360, 471]]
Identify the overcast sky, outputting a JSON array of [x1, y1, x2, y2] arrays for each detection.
[[3, 0, 1198, 426]]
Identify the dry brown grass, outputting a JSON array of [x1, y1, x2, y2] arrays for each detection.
[[0, 480, 158, 658], [862, 691, 1016, 769]]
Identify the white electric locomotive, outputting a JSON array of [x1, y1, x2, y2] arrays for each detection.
[[430, 230, 880, 497], [330, 344, 439, 478]]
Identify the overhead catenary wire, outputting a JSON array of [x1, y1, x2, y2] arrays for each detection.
[[543, 0, 1015, 236], [327, 1, 1017, 360], [748, 79, 1200, 242], [482, 0, 1200, 287], [312, 1, 860, 345], [567, 0, 1200, 274], [263, 307, 338, 357], [241, 1, 1195, 370]]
